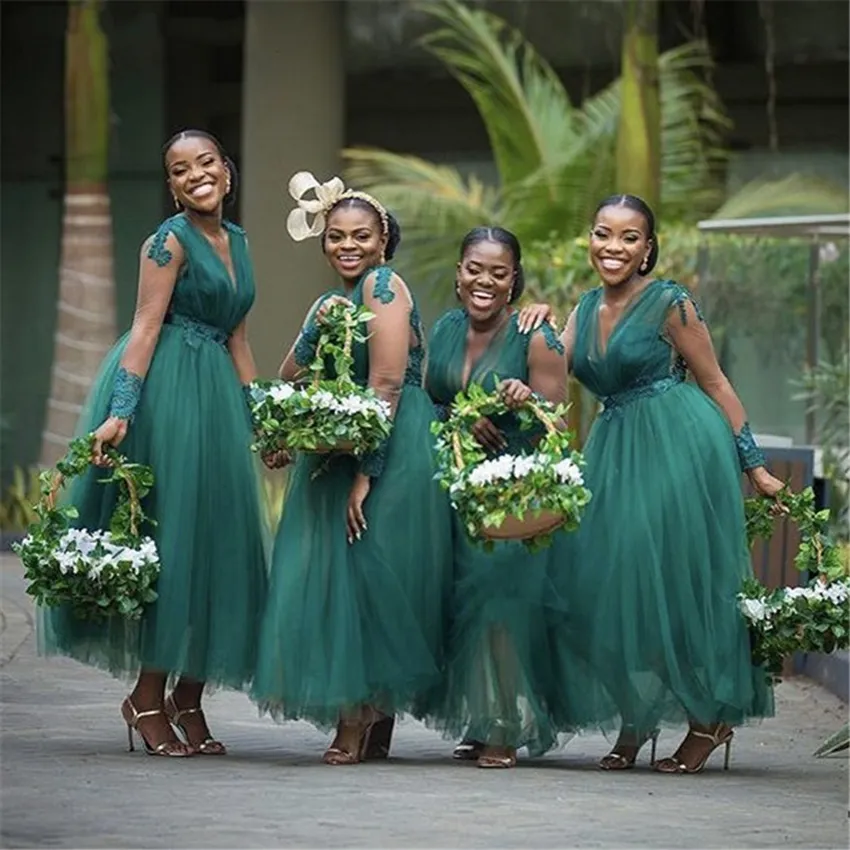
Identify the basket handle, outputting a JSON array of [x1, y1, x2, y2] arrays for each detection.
[[43, 455, 141, 538], [311, 309, 356, 389]]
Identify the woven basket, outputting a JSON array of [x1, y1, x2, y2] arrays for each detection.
[[452, 399, 567, 542]]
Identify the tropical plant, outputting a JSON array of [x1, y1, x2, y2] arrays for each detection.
[[344, 0, 846, 298], [0, 467, 42, 532], [40, 0, 116, 467]]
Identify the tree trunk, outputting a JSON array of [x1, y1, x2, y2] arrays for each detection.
[[616, 0, 661, 212], [39, 0, 116, 467]]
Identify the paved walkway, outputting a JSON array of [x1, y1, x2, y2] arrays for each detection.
[[1, 554, 847, 849]]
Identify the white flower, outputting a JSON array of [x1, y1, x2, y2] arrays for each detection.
[[740, 597, 767, 622], [512, 456, 539, 478], [468, 455, 516, 487], [269, 383, 296, 404], [553, 458, 584, 487]]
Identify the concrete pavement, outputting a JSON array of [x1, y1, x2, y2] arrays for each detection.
[[1, 554, 847, 849]]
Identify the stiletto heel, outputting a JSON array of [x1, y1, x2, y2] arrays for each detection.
[[599, 727, 660, 771], [121, 697, 192, 757], [165, 693, 226, 755], [362, 714, 395, 760], [653, 724, 734, 774], [126, 723, 134, 753]]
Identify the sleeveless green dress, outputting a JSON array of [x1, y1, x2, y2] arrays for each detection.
[[39, 213, 268, 690], [553, 280, 773, 736], [252, 266, 453, 729], [424, 309, 596, 756]]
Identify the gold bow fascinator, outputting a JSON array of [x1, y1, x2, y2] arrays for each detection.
[[286, 171, 389, 242]]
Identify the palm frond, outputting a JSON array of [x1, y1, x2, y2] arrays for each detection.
[[416, 0, 577, 189], [711, 174, 850, 219], [579, 40, 731, 221]]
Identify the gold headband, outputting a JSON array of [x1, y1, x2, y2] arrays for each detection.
[[286, 171, 388, 242]]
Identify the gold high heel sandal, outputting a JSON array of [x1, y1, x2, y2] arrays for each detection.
[[121, 697, 192, 757], [165, 693, 227, 755], [323, 708, 383, 766], [599, 729, 660, 771], [653, 725, 734, 774], [477, 746, 517, 769]]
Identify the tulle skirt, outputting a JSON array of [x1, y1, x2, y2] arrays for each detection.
[[251, 386, 453, 729], [426, 526, 606, 756], [38, 324, 269, 690], [550, 382, 774, 736]]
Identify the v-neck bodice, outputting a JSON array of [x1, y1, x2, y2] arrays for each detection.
[[573, 279, 691, 400], [147, 214, 255, 338]]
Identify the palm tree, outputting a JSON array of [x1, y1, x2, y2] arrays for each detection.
[[617, 0, 661, 210], [39, 0, 116, 467], [344, 0, 845, 296]]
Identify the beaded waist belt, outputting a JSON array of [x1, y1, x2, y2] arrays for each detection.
[[164, 313, 229, 347], [598, 375, 683, 419]]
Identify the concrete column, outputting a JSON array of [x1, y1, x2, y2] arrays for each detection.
[[241, 0, 345, 376]]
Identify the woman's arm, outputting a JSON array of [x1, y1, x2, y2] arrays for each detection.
[[345, 268, 412, 542], [560, 307, 578, 375], [527, 330, 568, 406], [666, 294, 784, 495], [228, 319, 258, 385], [92, 230, 182, 461]]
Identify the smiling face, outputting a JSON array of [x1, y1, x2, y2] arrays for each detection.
[[589, 205, 653, 287], [323, 203, 387, 282], [456, 239, 515, 324], [165, 136, 230, 214]]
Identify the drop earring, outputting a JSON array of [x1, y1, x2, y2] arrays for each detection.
[[172, 195, 180, 210]]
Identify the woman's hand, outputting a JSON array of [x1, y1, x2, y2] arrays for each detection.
[[499, 378, 533, 409], [315, 295, 354, 325], [262, 448, 292, 470], [517, 302, 556, 334], [91, 417, 128, 466], [346, 473, 371, 544], [748, 466, 788, 515], [471, 417, 507, 452]]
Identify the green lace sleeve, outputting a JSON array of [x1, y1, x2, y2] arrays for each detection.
[[735, 422, 766, 471], [109, 367, 144, 421], [294, 321, 321, 367], [536, 322, 565, 355]]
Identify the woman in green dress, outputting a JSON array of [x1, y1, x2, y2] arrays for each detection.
[[556, 194, 782, 773], [424, 227, 583, 769], [39, 130, 269, 757], [252, 173, 455, 764]]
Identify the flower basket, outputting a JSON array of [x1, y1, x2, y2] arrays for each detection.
[[12, 435, 160, 622], [249, 303, 392, 459], [739, 487, 849, 683], [432, 383, 592, 551]]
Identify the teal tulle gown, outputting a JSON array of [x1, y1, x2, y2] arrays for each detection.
[[252, 265, 453, 728], [39, 213, 268, 689], [554, 279, 773, 736], [425, 309, 594, 756]]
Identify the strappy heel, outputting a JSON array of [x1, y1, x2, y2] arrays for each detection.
[[477, 746, 517, 769], [599, 728, 660, 771], [653, 724, 734, 774], [165, 693, 226, 755], [361, 714, 395, 760], [323, 707, 385, 765], [120, 697, 192, 757]]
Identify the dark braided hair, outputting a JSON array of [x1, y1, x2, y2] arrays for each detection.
[[162, 129, 238, 209], [458, 226, 526, 303], [593, 194, 658, 274], [323, 196, 402, 261]]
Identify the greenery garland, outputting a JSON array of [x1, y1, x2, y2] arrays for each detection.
[[13, 435, 160, 621], [740, 487, 848, 682], [249, 303, 392, 458], [432, 383, 592, 552]]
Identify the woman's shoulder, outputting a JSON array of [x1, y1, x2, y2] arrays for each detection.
[[143, 214, 188, 267], [529, 319, 565, 356]]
